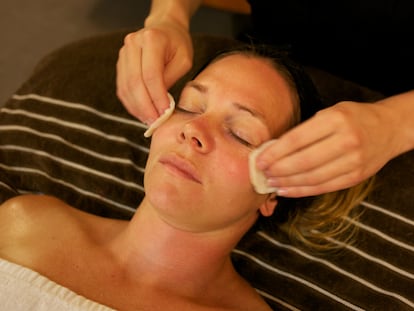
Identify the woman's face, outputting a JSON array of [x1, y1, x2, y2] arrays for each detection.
[[144, 54, 295, 233]]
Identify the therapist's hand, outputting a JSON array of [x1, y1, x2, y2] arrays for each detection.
[[116, 22, 193, 124], [255, 101, 401, 197]]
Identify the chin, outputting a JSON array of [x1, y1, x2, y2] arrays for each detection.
[[146, 189, 206, 232], [146, 177, 195, 210]]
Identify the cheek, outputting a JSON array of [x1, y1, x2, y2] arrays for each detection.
[[211, 152, 263, 219], [216, 152, 251, 190]]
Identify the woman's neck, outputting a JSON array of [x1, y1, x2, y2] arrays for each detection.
[[108, 198, 248, 299]]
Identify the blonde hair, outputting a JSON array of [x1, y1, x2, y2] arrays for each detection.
[[278, 179, 374, 252]]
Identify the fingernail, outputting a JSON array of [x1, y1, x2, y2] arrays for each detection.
[[276, 188, 288, 197], [267, 177, 279, 187], [144, 118, 155, 126]]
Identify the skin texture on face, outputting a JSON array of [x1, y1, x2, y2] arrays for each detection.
[[144, 54, 295, 234]]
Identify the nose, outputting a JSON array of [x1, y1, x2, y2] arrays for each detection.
[[178, 117, 214, 153]]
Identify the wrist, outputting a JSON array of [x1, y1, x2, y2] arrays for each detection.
[[145, 0, 201, 30], [145, 12, 189, 31], [377, 91, 414, 156]]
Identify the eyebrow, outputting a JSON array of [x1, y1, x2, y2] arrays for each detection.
[[185, 81, 268, 124], [186, 81, 208, 93], [231, 102, 266, 122]]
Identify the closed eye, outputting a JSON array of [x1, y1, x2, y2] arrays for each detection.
[[227, 128, 253, 148], [175, 106, 193, 113], [175, 104, 203, 114]]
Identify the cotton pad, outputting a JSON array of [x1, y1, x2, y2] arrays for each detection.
[[248, 140, 278, 194], [144, 93, 176, 137]]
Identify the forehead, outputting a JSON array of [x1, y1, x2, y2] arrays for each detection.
[[194, 54, 295, 136]]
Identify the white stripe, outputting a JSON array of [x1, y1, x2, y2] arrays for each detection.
[[15, 190, 35, 195], [256, 231, 414, 309], [232, 249, 365, 311], [0, 181, 16, 192], [346, 217, 414, 253], [1, 145, 144, 192], [0, 108, 149, 154], [0, 164, 136, 214], [255, 289, 301, 311], [323, 235, 414, 280], [361, 200, 414, 227], [0, 125, 146, 173], [11, 93, 148, 130]]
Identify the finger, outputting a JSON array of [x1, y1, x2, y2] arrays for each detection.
[[267, 150, 365, 188], [141, 33, 171, 115], [264, 130, 354, 177], [275, 170, 364, 198], [256, 113, 335, 169], [116, 43, 136, 110], [118, 40, 159, 123]]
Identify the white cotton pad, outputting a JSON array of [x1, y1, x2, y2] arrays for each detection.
[[144, 93, 176, 137], [248, 140, 278, 194]]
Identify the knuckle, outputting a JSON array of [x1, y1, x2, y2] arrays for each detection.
[[301, 175, 316, 186], [123, 29, 164, 47], [116, 82, 128, 102], [124, 100, 143, 118], [303, 171, 325, 186], [348, 171, 364, 186], [325, 104, 355, 127], [346, 157, 367, 183], [332, 106, 351, 124], [141, 28, 164, 44], [125, 75, 140, 91], [179, 56, 192, 71], [116, 87, 129, 105], [348, 152, 364, 169], [294, 155, 312, 170], [116, 87, 125, 101], [343, 131, 363, 149], [117, 45, 125, 58], [284, 130, 302, 148], [123, 32, 136, 45]]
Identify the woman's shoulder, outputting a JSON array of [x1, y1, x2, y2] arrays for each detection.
[[0, 194, 92, 237], [0, 194, 70, 232], [1, 193, 75, 214], [0, 194, 124, 263]]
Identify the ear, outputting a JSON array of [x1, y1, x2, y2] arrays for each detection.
[[259, 193, 278, 217]]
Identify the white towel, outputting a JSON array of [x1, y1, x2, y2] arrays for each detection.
[[0, 258, 114, 311]]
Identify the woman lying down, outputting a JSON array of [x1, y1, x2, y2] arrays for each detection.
[[0, 45, 372, 311]]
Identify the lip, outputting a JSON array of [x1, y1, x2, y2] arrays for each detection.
[[159, 153, 202, 184]]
